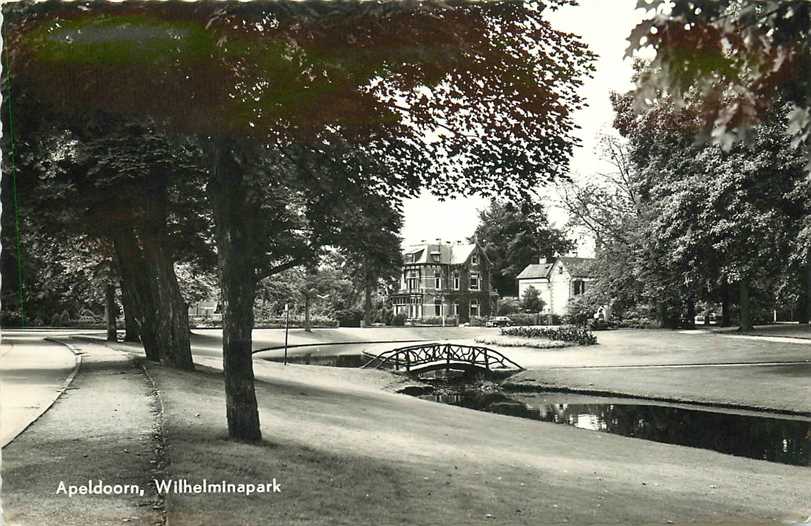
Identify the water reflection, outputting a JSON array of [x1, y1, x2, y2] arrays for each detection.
[[429, 391, 811, 467]]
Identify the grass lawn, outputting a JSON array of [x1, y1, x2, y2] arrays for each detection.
[[149, 357, 811, 525]]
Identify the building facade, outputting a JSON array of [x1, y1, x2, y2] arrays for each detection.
[[516, 256, 595, 316], [391, 240, 497, 323]]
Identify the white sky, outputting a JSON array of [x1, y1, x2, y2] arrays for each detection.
[[401, 0, 646, 253]]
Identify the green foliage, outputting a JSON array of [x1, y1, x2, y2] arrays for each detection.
[[390, 313, 407, 327], [496, 297, 521, 315], [474, 200, 573, 295], [566, 294, 598, 327], [468, 316, 487, 327], [4, 1, 596, 200], [520, 286, 545, 313], [335, 307, 364, 328], [627, 0, 811, 166], [500, 325, 597, 345]]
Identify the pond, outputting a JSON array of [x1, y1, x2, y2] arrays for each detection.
[[425, 390, 811, 467]]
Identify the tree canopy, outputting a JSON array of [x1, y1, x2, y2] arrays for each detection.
[[473, 199, 573, 296], [2, 0, 597, 441]]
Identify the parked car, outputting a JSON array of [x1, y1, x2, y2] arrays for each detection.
[[486, 316, 512, 327], [694, 313, 719, 325]]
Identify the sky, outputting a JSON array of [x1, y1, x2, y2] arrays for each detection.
[[400, 0, 645, 253]]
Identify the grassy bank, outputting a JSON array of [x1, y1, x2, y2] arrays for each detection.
[[148, 358, 810, 526]]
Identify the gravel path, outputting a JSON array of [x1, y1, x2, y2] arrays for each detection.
[[1, 341, 164, 526]]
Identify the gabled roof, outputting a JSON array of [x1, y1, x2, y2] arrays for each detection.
[[516, 263, 553, 280], [558, 257, 595, 278], [403, 241, 480, 265], [449, 243, 476, 264], [517, 256, 595, 281]]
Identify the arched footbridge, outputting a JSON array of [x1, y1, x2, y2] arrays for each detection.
[[361, 342, 524, 376]]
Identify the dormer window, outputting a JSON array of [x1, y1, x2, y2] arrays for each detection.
[[471, 254, 478, 265]]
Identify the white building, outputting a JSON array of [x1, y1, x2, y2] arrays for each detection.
[[516, 256, 596, 316]]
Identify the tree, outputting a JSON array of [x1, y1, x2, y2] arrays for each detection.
[[521, 286, 545, 313], [559, 133, 650, 321], [627, 0, 811, 324], [335, 195, 403, 327], [473, 200, 573, 296], [1, 114, 206, 366], [4, 1, 595, 441], [609, 82, 806, 330]]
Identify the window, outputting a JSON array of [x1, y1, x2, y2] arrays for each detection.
[[470, 272, 480, 290], [453, 303, 459, 316], [470, 299, 479, 317], [434, 271, 441, 289], [453, 271, 460, 290], [573, 280, 586, 296], [434, 299, 442, 316], [406, 270, 419, 291], [471, 254, 478, 265]]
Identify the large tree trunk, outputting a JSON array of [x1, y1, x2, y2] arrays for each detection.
[[208, 137, 262, 442], [738, 279, 753, 331], [799, 253, 810, 324], [104, 283, 117, 342], [304, 294, 312, 333], [806, 250, 811, 325], [120, 284, 141, 342], [141, 174, 194, 371], [112, 229, 161, 362], [720, 276, 731, 327], [684, 296, 696, 329]]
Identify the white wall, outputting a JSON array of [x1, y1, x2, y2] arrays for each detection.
[[548, 262, 572, 316]]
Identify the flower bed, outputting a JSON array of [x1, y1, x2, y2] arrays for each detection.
[[499, 325, 597, 345], [473, 335, 570, 350]]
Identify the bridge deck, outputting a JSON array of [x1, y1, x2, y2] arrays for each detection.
[[361, 342, 523, 375]]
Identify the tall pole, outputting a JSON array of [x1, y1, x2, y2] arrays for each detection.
[[284, 303, 289, 366]]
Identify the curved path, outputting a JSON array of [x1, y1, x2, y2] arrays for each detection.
[[0, 334, 79, 447]]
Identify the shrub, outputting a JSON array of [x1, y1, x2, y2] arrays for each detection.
[[390, 313, 407, 327], [565, 295, 594, 327], [469, 316, 487, 327], [414, 316, 456, 327], [335, 308, 364, 327], [547, 314, 563, 326], [500, 325, 597, 345], [497, 297, 521, 315], [377, 307, 394, 325], [1, 310, 24, 327], [520, 286, 545, 313]]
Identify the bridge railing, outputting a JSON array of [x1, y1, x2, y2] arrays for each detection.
[[361, 342, 524, 373]]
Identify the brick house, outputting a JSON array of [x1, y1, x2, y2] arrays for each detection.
[[516, 256, 596, 316], [391, 240, 497, 323]]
